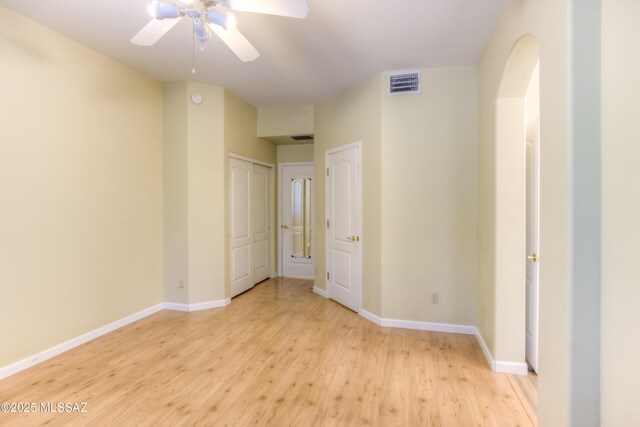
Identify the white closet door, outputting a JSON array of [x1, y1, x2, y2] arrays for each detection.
[[230, 158, 253, 297], [252, 164, 270, 284]]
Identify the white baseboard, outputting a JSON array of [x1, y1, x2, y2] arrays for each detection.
[[475, 329, 528, 375], [358, 309, 474, 335], [312, 286, 329, 298], [494, 361, 528, 375], [381, 318, 475, 335], [162, 302, 190, 312], [163, 298, 230, 312], [0, 297, 233, 381], [475, 328, 495, 369], [358, 309, 382, 325], [359, 313, 525, 374], [0, 303, 164, 381]]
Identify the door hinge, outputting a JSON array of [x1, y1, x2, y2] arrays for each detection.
[[327, 220, 329, 228], [327, 272, 330, 280], [326, 168, 329, 176]]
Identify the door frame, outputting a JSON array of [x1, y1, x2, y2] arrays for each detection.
[[278, 162, 315, 278], [325, 141, 363, 312], [525, 129, 540, 372], [525, 66, 540, 372], [228, 152, 275, 296]]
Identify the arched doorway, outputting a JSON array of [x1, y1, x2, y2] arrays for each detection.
[[493, 35, 540, 374]]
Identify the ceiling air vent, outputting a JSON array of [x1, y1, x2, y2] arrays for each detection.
[[290, 135, 314, 141], [389, 71, 420, 95]]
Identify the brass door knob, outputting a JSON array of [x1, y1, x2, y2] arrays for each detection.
[[346, 236, 360, 242], [527, 253, 538, 262]]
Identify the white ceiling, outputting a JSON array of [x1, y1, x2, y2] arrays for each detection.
[[0, 0, 505, 107]]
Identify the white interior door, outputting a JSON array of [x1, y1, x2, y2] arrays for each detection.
[[280, 164, 314, 278], [252, 164, 270, 284], [230, 158, 253, 297], [326, 143, 360, 312], [525, 133, 540, 373]]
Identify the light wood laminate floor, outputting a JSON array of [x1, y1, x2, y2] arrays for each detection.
[[0, 278, 533, 426]]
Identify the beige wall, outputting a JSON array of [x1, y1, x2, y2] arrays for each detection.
[[163, 82, 226, 304], [0, 7, 163, 367], [225, 91, 277, 164], [276, 144, 314, 163], [187, 82, 226, 303], [163, 82, 189, 304], [314, 75, 382, 315], [224, 90, 277, 294], [601, 0, 640, 424], [380, 67, 477, 325], [477, 0, 572, 425], [257, 105, 314, 137]]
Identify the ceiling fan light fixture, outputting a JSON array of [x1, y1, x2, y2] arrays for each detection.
[[193, 19, 211, 43], [148, 1, 180, 19], [207, 10, 236, 30]]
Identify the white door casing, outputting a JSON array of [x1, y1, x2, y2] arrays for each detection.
[[230, 157, 253, 297], [279, 163, 314, 278], [326, 142, 361, 312], [525, 132, 540, 373], [253, 164, 270, 284]]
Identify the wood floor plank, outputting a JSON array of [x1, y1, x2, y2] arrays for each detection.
[[0, 278, 533, 426]]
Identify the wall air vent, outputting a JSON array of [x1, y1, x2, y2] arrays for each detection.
[[388, 71, 420, 95], [290, 135, 314, 141]]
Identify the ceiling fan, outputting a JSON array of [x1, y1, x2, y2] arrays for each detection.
[[131, 0, 309, 62]]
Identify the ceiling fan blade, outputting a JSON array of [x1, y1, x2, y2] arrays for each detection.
[[131, 17, 182, 46], [210, 26, 260, 62], [225, 0, 309, 19]]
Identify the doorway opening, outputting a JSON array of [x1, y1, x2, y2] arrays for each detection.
[[278, 162, 314, 278], [495, 36, 541, 375], [494, 35, 540, 414], [524, 62, 540, 374]]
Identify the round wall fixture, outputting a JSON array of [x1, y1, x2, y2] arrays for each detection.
[[191, 93, 203, 105]]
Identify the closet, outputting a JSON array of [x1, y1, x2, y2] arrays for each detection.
[[229, 156, 271, 297]]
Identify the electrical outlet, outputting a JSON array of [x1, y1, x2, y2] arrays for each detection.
[[178, 279, 185, 289], [431, 293, 439, 304]]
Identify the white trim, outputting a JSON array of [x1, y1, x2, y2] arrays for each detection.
[[475, 328, 494, 368], [313, 286, 329, 298], [163, 298, 231, 312], [494, 361, 529, 375], [0, 298, 234, 380], [187, 298, 231, 311], [381, 318, 475, 335], [228, 152, 274, 168], [359, 309, 474, 334], [0, 304, 164, 380], [475, 328, 528, 375], [162, 302, 189, 312], [358, 309, 382, 325]]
